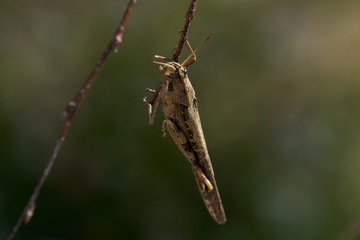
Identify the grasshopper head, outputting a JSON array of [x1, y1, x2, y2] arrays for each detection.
[[153, 33, 213, 81], [154, 61, 188, 81]]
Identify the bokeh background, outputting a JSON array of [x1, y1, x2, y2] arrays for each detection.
[[1, 0, 360, 239]]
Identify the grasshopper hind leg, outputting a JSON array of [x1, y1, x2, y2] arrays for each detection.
[[164, 119, 213, 191], [195, 168, 213, 191]]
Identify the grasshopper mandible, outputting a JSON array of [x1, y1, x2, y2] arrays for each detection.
[[144, 33, 226, 224]]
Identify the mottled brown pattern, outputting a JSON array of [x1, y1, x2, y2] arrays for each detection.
[[148, 59, 226, 224]]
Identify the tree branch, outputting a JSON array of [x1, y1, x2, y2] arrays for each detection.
[[338, 213, 360, 240], [145, 0, 198, 106], [173, 0, 197, 62], [6, 1, 137, 239]]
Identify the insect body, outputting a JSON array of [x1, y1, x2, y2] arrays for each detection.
[[145, 34, 226, 224]]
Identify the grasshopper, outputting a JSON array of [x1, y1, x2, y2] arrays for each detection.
[[144, 33, 226, 224]]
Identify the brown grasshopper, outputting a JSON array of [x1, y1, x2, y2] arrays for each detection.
[[144, 34, 226, 224]]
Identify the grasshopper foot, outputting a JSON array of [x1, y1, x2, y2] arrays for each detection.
[[196, 169, 213, 191]]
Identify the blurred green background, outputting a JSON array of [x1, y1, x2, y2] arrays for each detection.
[[1, 0, 360, 239]]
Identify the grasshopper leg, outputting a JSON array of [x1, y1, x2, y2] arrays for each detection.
[[153, 55, 172, 62], [182, 39, 197, 68], [145, 88, 156, 93], [195, 169, 213, 191], [147, 99, 161, 126], [162, 120, 167, 137], [164, 119, 213, 191], [144, 87, 161, 126]]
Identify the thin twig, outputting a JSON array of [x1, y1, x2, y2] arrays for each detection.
[[338, 213, 360, 240], [145, 0, 198, 106], [172, 0, 197, 63], [6, 1, 136, 239]]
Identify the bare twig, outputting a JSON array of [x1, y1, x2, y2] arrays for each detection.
[[6, 1, 136, 239], [172, 0, 197, 63], [338, 213, 360, 240], [145, 0, 198, 106]]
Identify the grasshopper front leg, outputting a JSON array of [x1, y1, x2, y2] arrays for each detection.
[[182, 39, 197, 68], [144, 55, 174, 126], [148, 99, 161, 126], [153, 55, 172, 62], [143, 88, 162, 126]]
